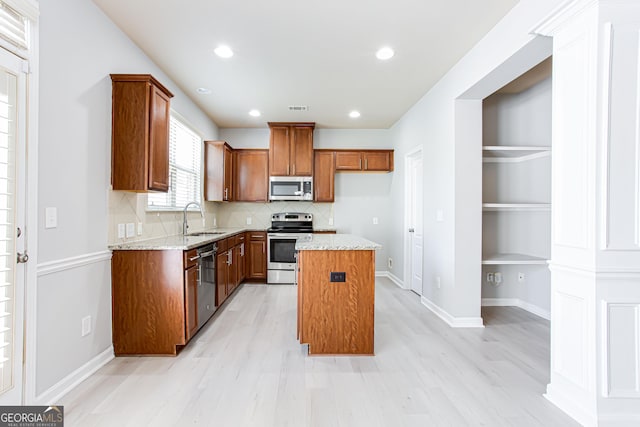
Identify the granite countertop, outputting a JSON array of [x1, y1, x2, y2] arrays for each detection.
[[295, 234, 381, 251], [108, 227, 252, 251]]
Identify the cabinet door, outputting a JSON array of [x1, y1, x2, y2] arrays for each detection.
[[335, 151, 362, 171], [224, 145, 234, 201], [291, 126, 313, 176], [148, 85, 171, 191], [314, 151, 335, 202], [227, 249, 237, 294], [363, 151, 392, 171], [239, 242, 246, 283], [269, 126, 290, 176], [247, 239, 267, 279], [216, 252, 228, 305], [184, 266, 198, 340], [235, 150, 269, 202]]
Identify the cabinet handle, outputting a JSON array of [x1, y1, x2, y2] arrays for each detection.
[[359, 158, 362, 169], [292, 164, 295, 175], [189, 255, 200, 261], [240, 243, 245, 256], [287, 164, 290, 175], [224, 188, 228, 200], [251, 234, 263, 239], [227, 250, 232, 265], [365, 158, 368, 170]]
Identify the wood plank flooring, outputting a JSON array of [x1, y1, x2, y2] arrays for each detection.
[[60, 278, 578, 426]]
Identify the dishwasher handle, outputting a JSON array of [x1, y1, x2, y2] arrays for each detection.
[[198, 250, 216, 258]]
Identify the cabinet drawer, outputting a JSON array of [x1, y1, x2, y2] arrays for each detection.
[[184, 249, 199, 269], [248, 232, 266, 241], [217, 238, 228, 252], [236, 233, 246, 243]]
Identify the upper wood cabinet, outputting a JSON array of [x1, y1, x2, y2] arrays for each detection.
[[268, 122, 315, 176], [235, 149, 269, 202], [335, 150, 394, 172], [204, 141, 234, 201], [314, 150, 335, 202], [110, 74, 173, 192]]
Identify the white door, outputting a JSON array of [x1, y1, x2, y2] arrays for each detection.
[[0, 46, 28, 404], [407, 151, 424, 295]]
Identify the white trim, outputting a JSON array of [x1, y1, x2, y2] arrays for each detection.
[[421, 296, 484, 328], [37, 251, 112, 277], [531, 0, 598, 37], [481, 298, 551, 320], [404, 146, 423, 297], [375, 271, 405, 289], [544, 383, 597, 427], [33, 346, 113, 405], [549, 262, 640, 278]]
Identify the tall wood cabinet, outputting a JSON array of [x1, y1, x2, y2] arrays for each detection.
[[204, 141, 234, 201], [235, 149, 269, 202], [110, 74, 173, 192], [268, 122, 314, 176], [314, 150, 335, 202]]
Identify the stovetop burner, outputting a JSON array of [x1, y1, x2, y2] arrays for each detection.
[[269, 212, 313, 234]]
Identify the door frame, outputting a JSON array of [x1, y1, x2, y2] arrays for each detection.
[[404, 146, 423, 293]]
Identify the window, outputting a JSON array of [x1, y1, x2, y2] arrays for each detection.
[[148, 114, 202, 210]]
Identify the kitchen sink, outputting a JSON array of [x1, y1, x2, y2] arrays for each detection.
[[186, 231, 226, 237]]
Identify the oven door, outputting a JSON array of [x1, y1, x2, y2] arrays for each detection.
[[267, 233, 300, 270]]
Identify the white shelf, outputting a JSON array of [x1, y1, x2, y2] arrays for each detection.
[[482, 146, 551, 163], [481, 253, 549, 265], [482, 203, 551, 211]]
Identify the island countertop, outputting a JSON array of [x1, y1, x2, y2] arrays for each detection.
[[295, 233, 381, 251]]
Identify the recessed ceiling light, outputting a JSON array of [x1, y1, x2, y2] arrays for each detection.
[[376, 47, 394, 60], [214, 45, 234, 58], [196, 87, 212, 95], [249, 109, 261, 117], [349, 110, 361, 118]]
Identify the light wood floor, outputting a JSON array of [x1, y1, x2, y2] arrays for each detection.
[[61, 278, 578, 426]]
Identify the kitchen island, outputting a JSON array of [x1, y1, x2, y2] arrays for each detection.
[[295, 234, 381, 355]]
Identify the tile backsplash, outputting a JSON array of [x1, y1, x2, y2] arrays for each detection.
[[108, 190, 334, 245], [216, 202, 334, 229]]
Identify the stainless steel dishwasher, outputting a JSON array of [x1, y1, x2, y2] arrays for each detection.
[[197, 243, 217, 329]]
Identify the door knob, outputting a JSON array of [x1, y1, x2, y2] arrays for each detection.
[[409, 228, 415, 233], [17, 251, 29, 263]]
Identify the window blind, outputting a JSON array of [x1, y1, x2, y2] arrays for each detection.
[[148, 115, 202, 210], [0, 2, 28, 51]]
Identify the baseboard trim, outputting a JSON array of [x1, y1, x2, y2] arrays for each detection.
[[37, 250, 112, 277], [421, 296, 484, 328], [375, 271, 405, 289], [481, 298, 551, 320], [544, 383, 597, 427], [34, 346, 114, 405]]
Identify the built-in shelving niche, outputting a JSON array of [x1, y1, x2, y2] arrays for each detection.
[[481, 57, 552, 317]]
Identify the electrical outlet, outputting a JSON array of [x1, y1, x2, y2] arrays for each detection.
[[494, 272, 502, 284], [436, 276, 441, 289], [373, 217, 379, 225], [388, 257, 393, 269], [487, 272, 494, 283], [137, 222, 143, 236], [328, 217, 334, 226], [45, 207, 57, 229], [117, 223, 125, 239], [213, 217, 217, 227], [518, 272, 525, 282], [81, 316, 91, 337], [246, 217, 252, 225], [436, 209, 444, 222]]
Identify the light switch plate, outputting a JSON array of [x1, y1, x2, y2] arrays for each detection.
[[373, 217, 379, 225], [45, 207, 57, 229], [436, 209, 444, 222], [246, 217, 252, 225], [328, 217, 334, 225], [125, 223, 135, 238]]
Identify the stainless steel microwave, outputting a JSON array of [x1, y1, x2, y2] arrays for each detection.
[[269, 176, 313, 201]]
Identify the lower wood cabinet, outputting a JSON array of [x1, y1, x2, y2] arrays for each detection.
[[111, 250, 194, 356], [246, 231, 267, 280]]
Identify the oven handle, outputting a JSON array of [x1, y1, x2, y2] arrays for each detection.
[[198, 250, 216, 258], [268, 233, 302, 238]]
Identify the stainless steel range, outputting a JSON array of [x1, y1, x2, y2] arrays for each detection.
[[267, 212, 313, 284]]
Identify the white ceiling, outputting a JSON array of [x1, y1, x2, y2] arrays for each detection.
[[93, 0, 519, 129]]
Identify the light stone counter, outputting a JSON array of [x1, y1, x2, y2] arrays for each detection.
[[295, 233, 381, 251], [108, 227, 255, 251]]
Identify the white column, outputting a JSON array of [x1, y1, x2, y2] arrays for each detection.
[[534, 1, 640, 425]]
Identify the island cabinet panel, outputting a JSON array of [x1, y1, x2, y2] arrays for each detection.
[[298, 249, 375, 355], [111, 250, 186, 355]]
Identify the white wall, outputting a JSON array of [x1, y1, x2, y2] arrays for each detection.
[[387, 0, 558, 322], [219, 127, 394, 271], [37, 0, 218, 398]]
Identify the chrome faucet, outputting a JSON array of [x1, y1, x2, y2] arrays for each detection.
[[183, 201, 203, 235]]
